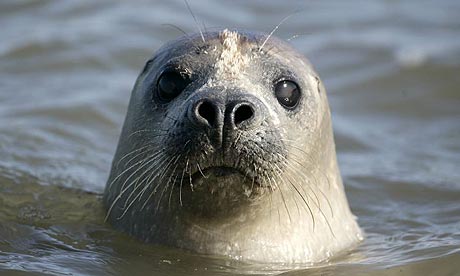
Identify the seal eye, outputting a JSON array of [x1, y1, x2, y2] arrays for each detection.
[[157, 71, 189, 102], [274, 80, 301, 109]]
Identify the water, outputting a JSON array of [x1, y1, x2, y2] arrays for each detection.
[[1, 0, 459, 275]]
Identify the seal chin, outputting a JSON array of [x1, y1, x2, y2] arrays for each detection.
[[182, 165, 267, 218], [190, 164, 267, 193]]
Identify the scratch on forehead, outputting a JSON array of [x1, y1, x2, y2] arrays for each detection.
[[213, 29, 250, 80]]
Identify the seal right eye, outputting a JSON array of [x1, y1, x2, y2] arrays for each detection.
[[157, 71, 189, 102], [274, 80, 301, 109]]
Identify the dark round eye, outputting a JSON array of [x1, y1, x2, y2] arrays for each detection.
[[274, 80, 301, 109], [157, 71, 189, 102]]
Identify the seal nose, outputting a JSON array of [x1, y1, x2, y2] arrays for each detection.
[[192, 99, 222, 128], [190, 99, 258, 130], [228, 102, 255, 129], [188, 94, 264, 148]]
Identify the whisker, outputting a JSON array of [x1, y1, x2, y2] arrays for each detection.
[[140, 149, 184, 211], [119, 151, 165, 192], [161, 23, 189, 37], [179, 156, 190, 206], [197, 162, 208, 178], [106, 154, 153, 194], [284, 163, 336, 238], [106, 152, 168, 221], [259, 11, 300, 52], [127, 129, 168, 140], [122, 152, 171, 208], [115, 144, 154, 169], [286, 32, 312, 42], [184, 0, 205, 43]]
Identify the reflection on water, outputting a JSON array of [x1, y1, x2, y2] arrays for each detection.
[[1, 0, 460, 275]]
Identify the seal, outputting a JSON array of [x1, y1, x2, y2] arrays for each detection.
[[103, 29, 363, 263]]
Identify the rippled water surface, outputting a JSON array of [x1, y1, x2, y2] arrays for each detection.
[[1, 0, 459, 275]]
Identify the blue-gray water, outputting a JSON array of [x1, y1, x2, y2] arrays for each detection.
[[1, 0, 459, 275]]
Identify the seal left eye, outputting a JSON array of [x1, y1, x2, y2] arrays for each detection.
[[157, 71, 189, 102], [274, 80, 301, 109]]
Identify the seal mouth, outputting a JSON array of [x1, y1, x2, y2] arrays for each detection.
[[191, 166, 244, 182], [189, 165, 266, 190]]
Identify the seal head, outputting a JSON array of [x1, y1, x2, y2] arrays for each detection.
[[103, 29, 362, 263]]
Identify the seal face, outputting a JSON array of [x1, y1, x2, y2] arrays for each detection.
[[104, 29, 362, 263]]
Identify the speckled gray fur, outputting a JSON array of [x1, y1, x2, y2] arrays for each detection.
[[103, 29, 362, 263]]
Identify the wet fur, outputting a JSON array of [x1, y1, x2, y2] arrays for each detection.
[[103, 30, 362, 263]]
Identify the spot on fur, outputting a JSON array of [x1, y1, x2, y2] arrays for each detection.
[[213, 29, 250, 80]]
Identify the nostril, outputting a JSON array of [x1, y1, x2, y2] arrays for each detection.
[[234, 104, 254, 126], [197, 101, 216, 126]]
